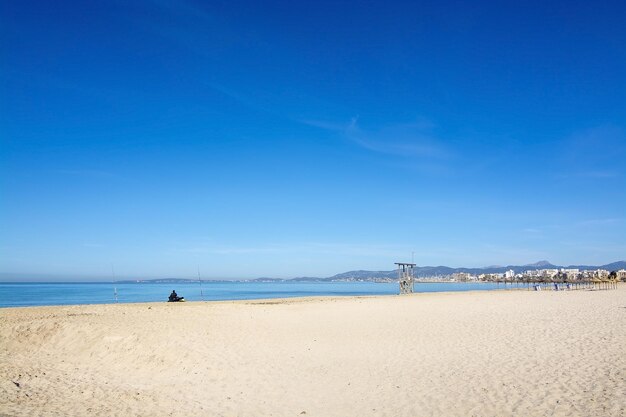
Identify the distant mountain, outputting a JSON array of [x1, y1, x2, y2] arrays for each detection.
[[116, 278, 232, 284], [524, 260, 555, 268], [320, 260, 625, 281], [289, 276, 330, 282], [108, 260, 626, 284], [562, 261, 626, 271], [328, 270, 397, 280], [249, 277, 285, 282], [601, 261, 626, 270]]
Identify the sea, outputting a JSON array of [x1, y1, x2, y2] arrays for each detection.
[[0, 281, 508, 308]]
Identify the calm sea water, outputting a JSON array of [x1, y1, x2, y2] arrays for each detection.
[[0, 281, 506, 308]]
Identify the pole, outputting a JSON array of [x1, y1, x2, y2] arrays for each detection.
[[198, 265, 204, 301], [112, 264, 118, 303]]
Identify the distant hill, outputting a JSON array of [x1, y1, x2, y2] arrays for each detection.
[[110, 260, 626, 283], [524, 260, 553, 267], [328, 270, 398, 280], [564, 261, 626, 271], [321, 260, 626, 281]]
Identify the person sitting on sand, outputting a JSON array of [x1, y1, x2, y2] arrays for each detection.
[[169, 290, 179, 302]]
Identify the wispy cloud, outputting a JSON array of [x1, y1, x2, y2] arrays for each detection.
[[303, 119, 350, 131], [55, 169, 117, 178], [171, 241, 407, 258], [305, 117, 451, 159]]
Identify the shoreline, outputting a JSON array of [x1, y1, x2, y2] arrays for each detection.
[[3, 280, 610, 310], [0, 283, 543, 310]]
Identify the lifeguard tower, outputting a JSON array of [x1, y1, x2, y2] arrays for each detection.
[[396, 262, 416, 294]]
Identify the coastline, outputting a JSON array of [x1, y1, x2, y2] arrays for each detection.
[[0, 285, 523, 310], [2, 286, 625, 416], [0, 281, 507, 308]]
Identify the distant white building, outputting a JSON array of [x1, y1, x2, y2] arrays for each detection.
[[478, 273, 501, 281], [542, 269, 558, 278], [560, 268, 580, 279], [451, 272, 475, 281], [594, 269, 610, 279]]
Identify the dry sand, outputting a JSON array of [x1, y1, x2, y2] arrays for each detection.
[[1, 286, 625, 417]]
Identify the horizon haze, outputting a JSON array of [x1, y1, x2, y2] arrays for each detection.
[[1, 260, 624, 282]]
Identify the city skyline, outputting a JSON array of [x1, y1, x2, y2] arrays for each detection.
[[2, 0, 625, 279]]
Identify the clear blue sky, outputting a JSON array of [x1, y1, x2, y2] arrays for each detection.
[[1, 0, 625, 280]]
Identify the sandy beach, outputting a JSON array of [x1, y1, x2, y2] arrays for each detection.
[[1, 286, 625, 417]]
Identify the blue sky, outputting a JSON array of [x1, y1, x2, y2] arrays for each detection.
[[1, 0, 625, 280]]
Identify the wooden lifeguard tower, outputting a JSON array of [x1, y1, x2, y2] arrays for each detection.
[[396, 262, 416, 294]]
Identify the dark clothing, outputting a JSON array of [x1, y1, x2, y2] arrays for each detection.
[[169, 290, 182, 302]]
